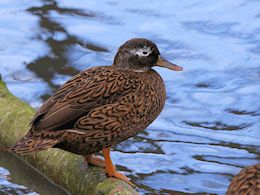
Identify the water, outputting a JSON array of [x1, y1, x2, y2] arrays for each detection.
[[0, 0, 259, 194]]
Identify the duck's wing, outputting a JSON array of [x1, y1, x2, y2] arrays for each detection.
[[31, 69, 89, 125], [31, 66, 141, 131], [69, 93, 148, 142]]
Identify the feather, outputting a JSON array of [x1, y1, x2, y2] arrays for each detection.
[[10, 131, 62, 154]]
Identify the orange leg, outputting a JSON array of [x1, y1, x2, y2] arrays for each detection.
[[83, 154, 105, 168], [102, 148, 136, 188]]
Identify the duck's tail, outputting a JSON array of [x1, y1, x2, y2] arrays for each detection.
[[10, 131, 62, 154]]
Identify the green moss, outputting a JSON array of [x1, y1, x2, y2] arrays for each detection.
[[0, 78, 137, 195], [0, 81, 35, 147], [96, 178, 138, 195]]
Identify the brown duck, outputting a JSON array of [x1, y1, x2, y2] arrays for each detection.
[[226, 164, 260, 195], [10, 38, 183, 186]]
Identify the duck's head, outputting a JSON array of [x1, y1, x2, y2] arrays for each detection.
[[113, 38, 183, 72]]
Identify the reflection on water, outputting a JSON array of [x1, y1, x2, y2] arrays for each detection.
[[0, 0, 259, 194], [0, 151, 68, 195]]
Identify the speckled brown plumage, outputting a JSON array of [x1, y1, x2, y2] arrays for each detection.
[[10, 38, 183, 186], [11, 66, 166, 154], [226, 164, 260, 195]]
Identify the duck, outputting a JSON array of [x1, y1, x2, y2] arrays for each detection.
[[226, 164, 260, 195], [10, 38, 183, 186]]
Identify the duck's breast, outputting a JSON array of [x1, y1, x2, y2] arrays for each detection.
[[140, 70, 166, 126]]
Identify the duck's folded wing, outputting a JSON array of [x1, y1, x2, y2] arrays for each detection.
[[67, 93, 147, 144], [31, 66, 141, 130]]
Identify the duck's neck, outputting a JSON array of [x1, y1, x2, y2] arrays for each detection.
[[113, 53, 151, 72]]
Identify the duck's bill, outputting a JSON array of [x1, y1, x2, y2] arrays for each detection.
[[155, 55, 183, 71]]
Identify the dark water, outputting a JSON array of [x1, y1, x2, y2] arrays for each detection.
[[0, 150, 68, 195], [0, 0, 260, 194]]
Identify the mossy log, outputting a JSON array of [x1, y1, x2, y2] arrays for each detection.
[[0, 78, 137, 195]]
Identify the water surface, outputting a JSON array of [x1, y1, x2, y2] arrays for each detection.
[[0, 0, 259, 194]]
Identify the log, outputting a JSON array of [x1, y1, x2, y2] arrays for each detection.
[[0, 78, 137, 195]]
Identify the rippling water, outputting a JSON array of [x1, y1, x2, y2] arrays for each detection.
[[0, 0, 259, 194]]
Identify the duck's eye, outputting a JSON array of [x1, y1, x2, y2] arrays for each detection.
[[143, 51, 148, 55]]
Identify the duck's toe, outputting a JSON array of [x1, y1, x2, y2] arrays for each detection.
[[107, 171, 136, 188], [83, 154, 106, 168]]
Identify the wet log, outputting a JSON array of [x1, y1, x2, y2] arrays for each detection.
[[0, 78, 137, 195]]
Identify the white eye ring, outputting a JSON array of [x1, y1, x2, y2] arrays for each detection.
[[130, 46, 152, 57]]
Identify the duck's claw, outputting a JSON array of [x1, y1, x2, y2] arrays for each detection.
[[107, 170, 136, 188]]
